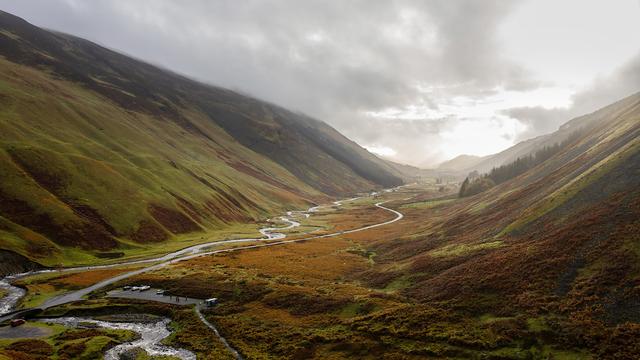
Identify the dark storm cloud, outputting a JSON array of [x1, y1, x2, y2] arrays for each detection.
[[3, 0, 634, 166]]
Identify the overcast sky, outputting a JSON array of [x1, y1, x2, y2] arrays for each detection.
[[2, 0, 639, 166]]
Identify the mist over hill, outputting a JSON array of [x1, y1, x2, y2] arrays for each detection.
[[0, 11, 401, 267]]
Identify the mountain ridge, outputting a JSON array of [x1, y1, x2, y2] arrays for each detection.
[[436, 92, 640, 174], [0, 10, 401, 267]]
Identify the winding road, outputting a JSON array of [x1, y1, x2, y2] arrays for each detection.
[[38, 201, 402, 311], [0, 191, 405, 358]]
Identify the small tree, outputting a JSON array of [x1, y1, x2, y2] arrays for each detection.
[[459, 177, 469, 197]]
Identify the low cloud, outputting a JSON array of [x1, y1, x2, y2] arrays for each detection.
[[504, 53, 640, 141], [1, 1, 637, 166]]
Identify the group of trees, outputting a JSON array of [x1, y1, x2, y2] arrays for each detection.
[[458, 176, 495, 197], [459, 131, 582, 198]]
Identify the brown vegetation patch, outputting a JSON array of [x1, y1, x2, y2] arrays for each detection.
[[168, 192, 202, 223], [129, 219, 168, 243], [6, 147, 68, 194], [0, 190, 116, 250], [5, 339, 54, 357], [69, 203, 116, 236], [224, 158, 302, 196], [58, 341, 88, 359], [263, 292, 349, 316], [148, 204, 201, 234], [49, 267, 140, 289], [203, 197, 252, 223]]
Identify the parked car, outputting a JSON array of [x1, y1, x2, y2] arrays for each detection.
[[10, 319, 26, 327], [156, 289, 165, 295]]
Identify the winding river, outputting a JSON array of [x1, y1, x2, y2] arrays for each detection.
[[0, 189, 405, 359], [43, 317, 196, 360]]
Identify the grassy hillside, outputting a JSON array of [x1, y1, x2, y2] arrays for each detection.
[[0, 11, 401, 268], [353, 92, 640, 357]]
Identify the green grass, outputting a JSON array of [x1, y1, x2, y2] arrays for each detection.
[[430, 241, 503, 257], [538, 346, 593, 360], [0, 57, 331, 266], [478, 314, 516, 324], [382, 276, 412, 293], [469, 200, 490, 214], [527, 317, 550, 332], [400, 198, 455, 210], [18, 288, 65, 308], [338, 303, 372, 318]]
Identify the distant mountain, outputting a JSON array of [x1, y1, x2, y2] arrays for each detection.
[[0, 11, 401, 267], [437, 154, 487, 172], [437, 97, 635, 175]]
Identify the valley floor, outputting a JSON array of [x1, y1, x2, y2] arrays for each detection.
[[0, 182, 638, 359]]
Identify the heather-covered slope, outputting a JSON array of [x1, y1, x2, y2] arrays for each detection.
[[355, 92, 640, 357], [0, 11, 401, 267]]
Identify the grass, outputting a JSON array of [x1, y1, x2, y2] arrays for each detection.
[[382, 276, 412, 293], [338, 303, 369, 318], [0, 57, 330, 267], [539, 346, 593, 360], [430, 240, 503, 257], [400, 198, 455, 209], [478, 314, 516, 324], [527, 317, 550, 332]]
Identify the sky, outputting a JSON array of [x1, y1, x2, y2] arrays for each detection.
[[2, 0, 639, 167]]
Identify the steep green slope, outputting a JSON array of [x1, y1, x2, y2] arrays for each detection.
[[0, 11, 401, 194], [0, 57, 319, 266], [0, 11, 401, 268]]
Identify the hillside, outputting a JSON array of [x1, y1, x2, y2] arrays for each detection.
[[72, 92, 639, 359], [0, 11, 401, 268], [437, 154, 487, 172], [353, 91, 640, 357], [437, 96, 637, 175]]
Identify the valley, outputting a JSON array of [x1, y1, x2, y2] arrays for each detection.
[[2, 165, 639, 359], [0, 185, 409, 359], [0, 7, 638, 360]]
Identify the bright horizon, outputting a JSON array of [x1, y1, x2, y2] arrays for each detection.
[[3, 0, 639, 166]]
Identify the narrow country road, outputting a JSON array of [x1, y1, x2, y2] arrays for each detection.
[[36, 201, 402, 312], [0, 191, 405, 360]]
